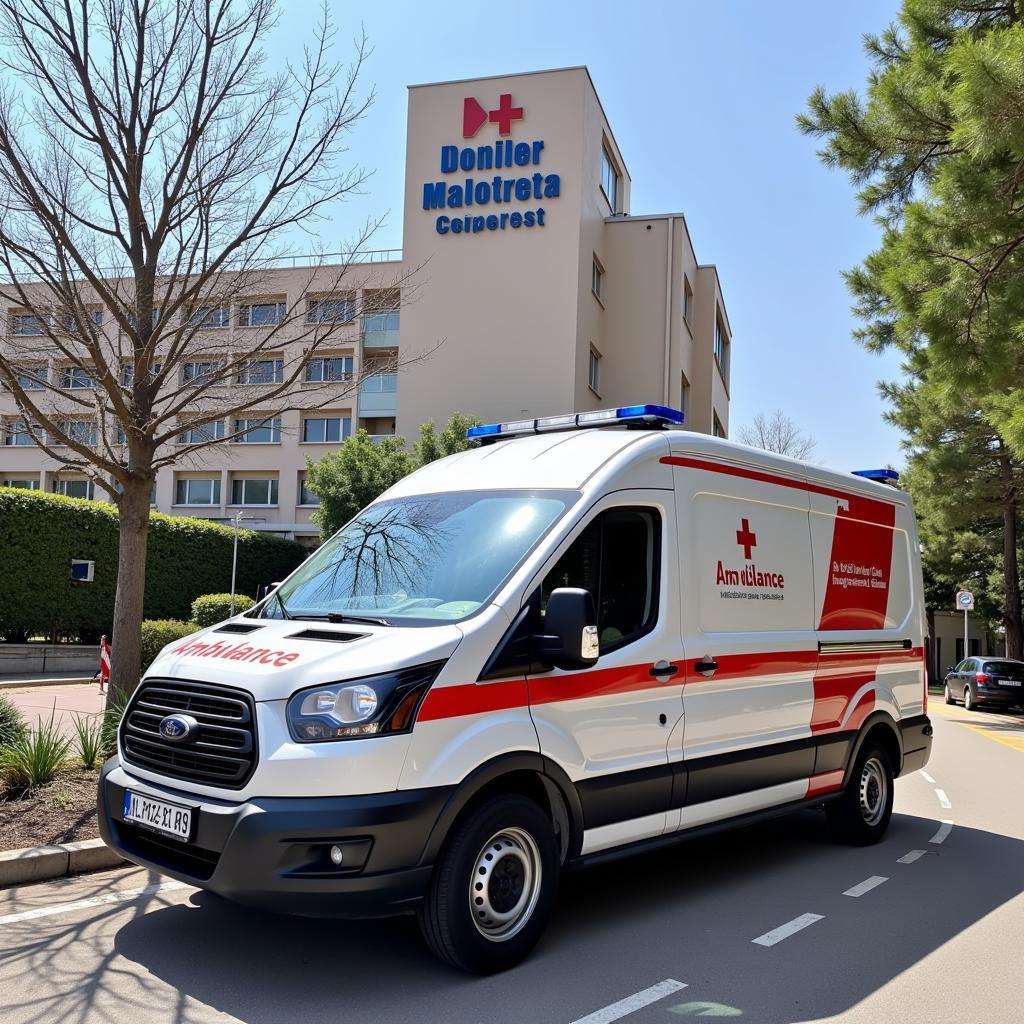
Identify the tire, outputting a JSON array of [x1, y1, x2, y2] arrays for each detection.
[[417, 794, 558, 974], [825, 744, 895, 845], [944, 683, 954, 705], [964, 686, 974, 711]]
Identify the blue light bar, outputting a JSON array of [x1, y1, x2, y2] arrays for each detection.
[[852, 468, 900, 483], [466, 404, 684, 443]]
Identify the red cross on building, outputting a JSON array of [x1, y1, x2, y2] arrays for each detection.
[[489, 93, 523, 135], [736, 518, 757, 560]]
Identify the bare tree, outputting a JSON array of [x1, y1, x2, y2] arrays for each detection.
[[737, 410, 816, 460], [0, 1, 418, 699]]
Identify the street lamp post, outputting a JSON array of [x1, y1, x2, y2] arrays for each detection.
[[230, 510, 247, 617]]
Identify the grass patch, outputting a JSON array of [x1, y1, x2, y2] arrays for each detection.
[[0, 712, 72, 791]]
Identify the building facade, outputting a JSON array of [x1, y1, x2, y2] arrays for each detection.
[[927, 610, 1005, 683], [0, 67, 732, 544]]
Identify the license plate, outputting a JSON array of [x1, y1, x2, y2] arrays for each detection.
[[997, 680, 1022, 687], [123, 791, 193, 841]]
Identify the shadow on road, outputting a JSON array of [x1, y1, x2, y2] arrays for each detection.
[[100, 810, 1024, 1024]]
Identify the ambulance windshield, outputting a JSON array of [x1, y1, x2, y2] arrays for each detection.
[[268, 490, 576, 626]]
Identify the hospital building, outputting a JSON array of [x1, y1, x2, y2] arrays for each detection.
[[0, 67, 733, 544]]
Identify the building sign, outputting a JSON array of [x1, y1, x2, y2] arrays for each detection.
[[422, 93, 560, 236]]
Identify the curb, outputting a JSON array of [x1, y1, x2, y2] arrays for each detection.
[[0, 677, 92, 689], [0, 838, 127, 887]]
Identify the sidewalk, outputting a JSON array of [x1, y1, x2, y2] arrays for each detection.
[[0, 672, 92, 688], [3, 683, 106, 737]]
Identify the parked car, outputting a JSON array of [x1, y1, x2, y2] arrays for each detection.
[[944, 657, 1024, 711]]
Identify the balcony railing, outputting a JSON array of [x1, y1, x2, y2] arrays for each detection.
[[361, 310, 400, 349], [358, 373, 397, 417]]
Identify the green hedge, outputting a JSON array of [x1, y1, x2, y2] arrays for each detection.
[[0, 489, 306, 640], [141, 619, 198, 673], [191, 593, 256, 628]]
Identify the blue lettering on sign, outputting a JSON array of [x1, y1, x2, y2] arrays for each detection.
[[424, 138, 557, 235], [436, 208, 546, 235]]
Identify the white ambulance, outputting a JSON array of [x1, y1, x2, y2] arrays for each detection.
[[99, 405, 932, 973]]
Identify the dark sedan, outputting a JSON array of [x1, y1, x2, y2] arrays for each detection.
[[944, 657, 1024, 711]]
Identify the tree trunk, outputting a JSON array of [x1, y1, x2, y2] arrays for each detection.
[[998, 448, 1023, 660], [105, 477, 152, 708]]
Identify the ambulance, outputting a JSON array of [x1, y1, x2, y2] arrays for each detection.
[[98, 405, 932, 973]]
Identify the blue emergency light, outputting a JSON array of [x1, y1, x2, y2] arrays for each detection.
[[466, 404, 685, 444], [852, 468, 900, 484]]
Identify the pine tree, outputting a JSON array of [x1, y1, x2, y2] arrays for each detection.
[[799, 0, 1024, 654]]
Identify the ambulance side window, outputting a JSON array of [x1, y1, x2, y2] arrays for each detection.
[[542, 507, 660, 653]]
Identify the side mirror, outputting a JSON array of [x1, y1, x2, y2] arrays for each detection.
[[541, 588, 599, 672]]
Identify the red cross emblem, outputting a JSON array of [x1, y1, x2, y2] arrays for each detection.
[[463, 94, 524, 138], [736, 518, 757, 560]]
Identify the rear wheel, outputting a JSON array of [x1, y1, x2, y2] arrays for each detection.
[[417, 794, 558, 974], [964, 686, 975, 711], [944, 683, 954, 705], [826, 744, 894, 845]]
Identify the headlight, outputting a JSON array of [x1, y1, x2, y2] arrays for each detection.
[[286, 662, 446, 742]]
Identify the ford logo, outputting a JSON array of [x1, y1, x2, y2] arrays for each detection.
[[158, 714, 198, 743]]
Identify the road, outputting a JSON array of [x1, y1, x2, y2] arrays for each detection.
[[1, 702, 1021, 1024]]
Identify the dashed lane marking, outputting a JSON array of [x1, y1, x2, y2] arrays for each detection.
[[897, 850, 926, 864], [843, 875, 888, 898], [921, 771, 935, 784], [929, 820, 954, 845], [935, 788, 951, 809], [751, 913, 824, 947], [0, 881, 188, 926], [569, 980, 688, 1024]]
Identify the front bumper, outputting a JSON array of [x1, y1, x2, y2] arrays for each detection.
[[898, 714, 933, 775], [98, 758, 453, 918]]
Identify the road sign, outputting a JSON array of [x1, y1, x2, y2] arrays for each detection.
[[956, 590, 975, 611]]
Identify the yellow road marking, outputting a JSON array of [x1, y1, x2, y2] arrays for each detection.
[[959, 723, 1024, 754], [928, 699, 1024, 752]]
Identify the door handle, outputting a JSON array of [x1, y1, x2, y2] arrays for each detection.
[[694, 656, 719, 677], [649, 660, 679, 679]]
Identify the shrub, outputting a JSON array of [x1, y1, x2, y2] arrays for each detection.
[[191, 592, 256, 628], [0, 693, 27, 750], [0, 712, 71, 790], [0, 488, 306, 639], [71, 713, 103, 769], [100, 688, 132, 761], [141, 619, 197, 674]]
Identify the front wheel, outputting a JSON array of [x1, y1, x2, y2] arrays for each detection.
[[418, 794, 558, 974], [825, 744, 894, 845]]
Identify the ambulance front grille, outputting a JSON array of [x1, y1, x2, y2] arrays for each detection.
[[120, 679, 258, 789]]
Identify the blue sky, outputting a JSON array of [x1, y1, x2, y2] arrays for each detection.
[[279, 0, 905, 472]]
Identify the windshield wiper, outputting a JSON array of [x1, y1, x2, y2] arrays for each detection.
[[292, 612, 392, 627], [264, 591, 293, 619]]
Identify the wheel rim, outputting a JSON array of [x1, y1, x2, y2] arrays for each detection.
[[468, 827, 542, 942], [859, 756, 888, 827]]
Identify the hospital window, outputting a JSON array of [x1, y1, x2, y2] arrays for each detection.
[[588, 347, 601, 395], [600, 144, 619, 213]]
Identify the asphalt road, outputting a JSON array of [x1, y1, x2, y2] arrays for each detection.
[[1, 701, 1021, 1024]]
